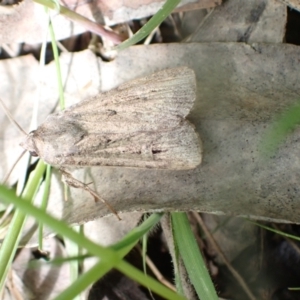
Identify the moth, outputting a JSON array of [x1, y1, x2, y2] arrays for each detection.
[[21, 67, 202, 169], [5, 67, 202, 218]]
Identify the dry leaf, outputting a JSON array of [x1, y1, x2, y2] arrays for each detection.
[[184, 0, 287, 43], [2, 43, 300, 226]]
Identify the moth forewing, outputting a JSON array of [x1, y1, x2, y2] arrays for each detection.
[[71, 67, 196, 117], [20, 67, 202, 169]]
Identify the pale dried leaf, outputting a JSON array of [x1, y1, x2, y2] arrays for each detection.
[[2, 43, 300, 226], [279, 0, 300, 10], [184, 0, 286, 43], [13, 238, 71, 300], [3, 269, 34, 300], [50, 0, 219, 27], [0, 0, 86, 44], [0, 0, 218, 44]]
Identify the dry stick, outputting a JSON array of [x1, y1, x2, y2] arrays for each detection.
[[7, 269, 24, 300], [61, 169, 121, 220], [0, 203, 14, 226], [184, 7, 215, 43], [0, 98, 28, 183], [144, 254, 176, 292], [191, 212, 256, 300], [0, 102, 28, 223], [136, 244, 176, 292], [273, 224, 300, 256], [0, 98, 27, 136], [2, 150, 27, 184], [33, 0, 123, 45]]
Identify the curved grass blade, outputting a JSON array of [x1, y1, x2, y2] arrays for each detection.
[[172, 212, 218, 300], [114, 0, 181, 51]]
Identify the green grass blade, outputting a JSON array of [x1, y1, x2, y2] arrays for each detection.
[[114, 0, 181, 51], [0, 186, 185, 299], [0, 160, 46, 292], [49, 17, 65, 110], [34, 213, 163, 266], [38, 164, 51, 249], [171, 213, 218, 300], [249, 220, 300, 242], [53, 259, 113, 300], [260, 101, 300, 157], [61, 226, 82, 300], [33, 0, 122, 44], [0, 185, 119, 263], [116, 259, 186, 300], [111, 213, 163, 254]]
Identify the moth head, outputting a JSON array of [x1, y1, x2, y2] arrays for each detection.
[[20, 131, 40, 157]]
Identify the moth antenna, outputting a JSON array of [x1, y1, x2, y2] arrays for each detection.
[[0, 98, 28, 136], [2, 150, 27, 184]]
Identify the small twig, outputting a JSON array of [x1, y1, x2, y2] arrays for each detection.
[[136, 244, 176, 292], [61, 169, 121, 220], [2, 150, 27, 184], [192, 212, 256, 300], [0, 98, 27, 136]]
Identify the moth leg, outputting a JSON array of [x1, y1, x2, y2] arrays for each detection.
[[60, 168, 121, 220]]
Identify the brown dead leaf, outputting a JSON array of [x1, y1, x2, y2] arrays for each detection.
[[0, 0, 84, 44], [0, 0, 219, 44], [2, 42, 300, 226]]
